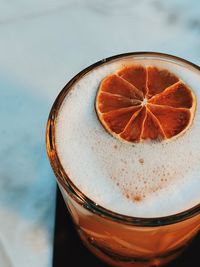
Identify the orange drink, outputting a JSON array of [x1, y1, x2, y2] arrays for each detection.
[[46, 52, 200, 266]]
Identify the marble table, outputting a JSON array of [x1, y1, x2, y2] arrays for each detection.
[[0, 0, 200, 266]]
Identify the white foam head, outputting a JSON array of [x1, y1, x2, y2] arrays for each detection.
[[55, 54, 200, 218]]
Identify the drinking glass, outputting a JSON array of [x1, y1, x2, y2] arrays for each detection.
[[46, 52, 200, 267]]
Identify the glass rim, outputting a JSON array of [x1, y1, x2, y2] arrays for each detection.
[[46, 51, 200, 227]]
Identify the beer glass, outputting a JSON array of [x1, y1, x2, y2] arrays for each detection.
[[46, 52, 200, 267]]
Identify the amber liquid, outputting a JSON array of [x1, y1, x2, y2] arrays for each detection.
[[59, 185, 200, 267]]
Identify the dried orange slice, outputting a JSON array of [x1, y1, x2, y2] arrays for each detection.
[[96, 65, 196, 142]]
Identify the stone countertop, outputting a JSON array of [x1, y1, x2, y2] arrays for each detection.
[[0, 0, 200, 266]]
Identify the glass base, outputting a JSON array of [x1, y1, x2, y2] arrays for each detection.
[[78, 228, 187, 267]]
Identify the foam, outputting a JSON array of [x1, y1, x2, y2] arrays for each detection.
[[55, 54, 200, 218]]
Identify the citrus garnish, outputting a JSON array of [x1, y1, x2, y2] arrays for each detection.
[[96, 65, 196, 142]]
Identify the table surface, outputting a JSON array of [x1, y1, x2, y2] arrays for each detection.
[[0, 0, 200, 266]]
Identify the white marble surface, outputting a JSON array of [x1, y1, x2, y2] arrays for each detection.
[[0, 0, 200, 266]]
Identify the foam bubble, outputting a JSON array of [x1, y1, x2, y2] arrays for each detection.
[[55, 54, 200, 218]]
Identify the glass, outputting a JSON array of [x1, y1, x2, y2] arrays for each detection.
[[46, 52, 200, 267]]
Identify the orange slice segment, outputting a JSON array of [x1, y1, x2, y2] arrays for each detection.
[[149, 81, 194, 108], [97, 92, 141, 113], [147, 66, 179, 98], [100, 74, 143, 100], [117, 65, 147, 95], [101, 106, 142, 134], [141, 109, 166, 140], [147, 104, 191, 138], [120, 107, 146, 142]]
